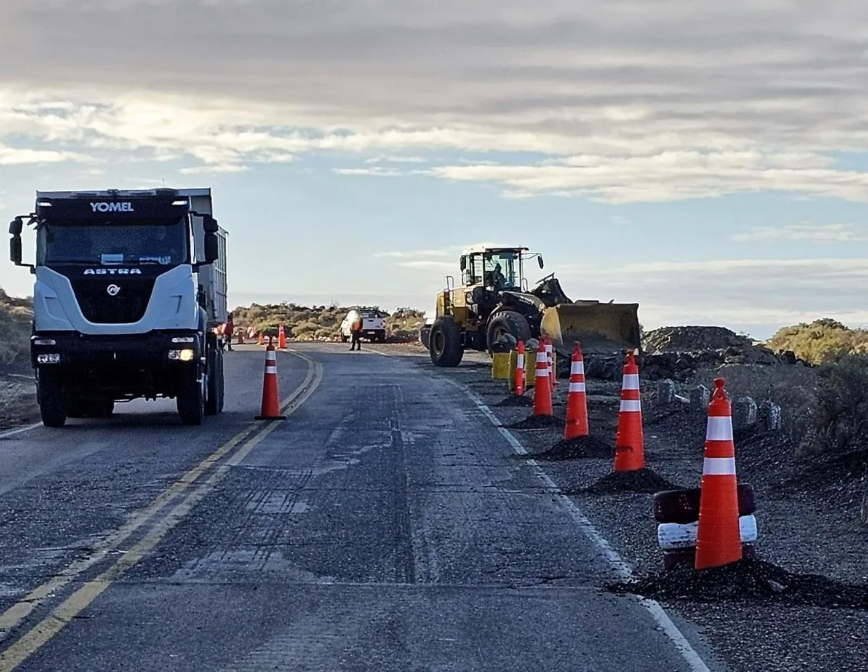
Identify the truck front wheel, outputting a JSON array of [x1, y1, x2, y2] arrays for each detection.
[[37, 370, 67, 428], [178, 368, 205, 425]]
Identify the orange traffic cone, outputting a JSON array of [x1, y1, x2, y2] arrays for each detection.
[[514, 340, 526, 396], [258, 332, 265, 346], [278, 323, 287, 350], [614, 349, 644, 472], [255, 344, 286, 420], [695, 378, 743, 569], [565, 342, 589, 439], [533, 342, 553, 416]]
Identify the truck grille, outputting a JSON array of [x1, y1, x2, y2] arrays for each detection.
[[71, 278, 156, 324]]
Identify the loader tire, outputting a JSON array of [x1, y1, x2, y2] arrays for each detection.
[[429, 317, 464, 367], [486, 310, 532, 353]]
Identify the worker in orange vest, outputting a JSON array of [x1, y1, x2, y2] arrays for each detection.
[[349, 314, 363, 351]]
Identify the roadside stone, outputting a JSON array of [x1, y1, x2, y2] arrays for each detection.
[[759, 400, 782, 431], [690, 385, 710, 411], [657, 379, 676, 405], [734, 396, 758, 429]]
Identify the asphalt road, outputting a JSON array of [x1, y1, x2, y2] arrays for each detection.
[[0, 344, 722, 671]]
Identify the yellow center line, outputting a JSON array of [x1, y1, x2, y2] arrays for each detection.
[[0, 351, 317, 643], [0, 356, 323, 671]]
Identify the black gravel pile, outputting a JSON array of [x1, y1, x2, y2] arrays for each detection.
[[496, 395, 534, 408], [608, 559, 868, 609], [506, 415, 564, 430], [584, 468, 678, 493], [527, 435, 613, 461]]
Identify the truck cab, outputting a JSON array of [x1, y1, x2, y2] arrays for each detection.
[[9, 188, 228, 427]]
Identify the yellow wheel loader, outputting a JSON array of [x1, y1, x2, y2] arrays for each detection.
[[419, 246, 641, 367]]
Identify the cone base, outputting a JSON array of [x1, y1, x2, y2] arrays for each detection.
[[255, 415, 286, 420]]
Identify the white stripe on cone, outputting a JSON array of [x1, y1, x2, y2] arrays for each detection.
[[571, 362, 585, 375], [706, 416, 734, 441], [517, 355, 525, 368], [569, 382, 586, 393], [622, 373, 640, 390], [702, 456, 737, 475], [658, 515, 757, 551], [620, 399, 641, 412]]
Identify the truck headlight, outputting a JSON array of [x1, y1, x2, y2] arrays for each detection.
[[168, 349, 196, 361], [33, 338, 57, 346], [37, 353, 61, 364]]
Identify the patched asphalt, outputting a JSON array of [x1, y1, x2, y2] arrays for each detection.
[[0, 344, 718, 671]]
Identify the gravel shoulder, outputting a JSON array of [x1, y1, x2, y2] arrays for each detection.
[[0, 373, 37, 431], [416, 353, 868, 672]]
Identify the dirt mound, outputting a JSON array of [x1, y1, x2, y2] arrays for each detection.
[[644, 326, 752, 353], [583, 468, 679, 493], [496, 395, 534, 408], [506, 415, 564, 430], [608, 559, 868, 609], [524, 435, 613, 461], [637, 326, 804, 381]]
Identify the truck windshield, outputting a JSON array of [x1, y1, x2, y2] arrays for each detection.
[[37, 218, 189, 266]]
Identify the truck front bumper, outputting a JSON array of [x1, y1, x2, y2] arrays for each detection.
[[30, 331, 203, 396]]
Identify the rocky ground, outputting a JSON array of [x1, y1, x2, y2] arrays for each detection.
[[0, 367, 37, 431], [364, 340, 868, 672]]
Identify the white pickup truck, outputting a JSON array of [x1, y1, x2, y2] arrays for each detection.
[[340, 308, 387, 343]]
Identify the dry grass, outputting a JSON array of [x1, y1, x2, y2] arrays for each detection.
[[0, 289, 31, 366], [230, 303, 426, 341]]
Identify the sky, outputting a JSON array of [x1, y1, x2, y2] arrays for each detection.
[[1, 0, 867, 339]]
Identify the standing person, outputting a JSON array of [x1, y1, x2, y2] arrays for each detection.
[[349, 313, 363, 351], [224, 312, 234, 351]]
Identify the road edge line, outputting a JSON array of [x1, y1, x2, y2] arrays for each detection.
[[446, 378, 714, 672]]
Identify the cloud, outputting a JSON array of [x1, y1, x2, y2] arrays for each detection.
[[396, 260, 456, 270], [332, 167, 407, 177], [364, 155, 428, 164], [179, 164, 251, 175], [730, 222, 868, 242], [374, 249, 452, 258], [1, 1, 868, 199], [0, 143, 93, 165], [425, 152, 868, 203]]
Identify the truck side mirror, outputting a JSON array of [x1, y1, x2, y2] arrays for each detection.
[[204, 232, 219, 264], [202, 215, 219, 234], [537, 255, 544, 269], [9, 218, 23, 235], [10, 235, 22, 265], [459, 255, 466, 271]]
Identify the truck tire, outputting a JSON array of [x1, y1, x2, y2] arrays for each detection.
[[486, 311, 532, 353], [205, 346, 221, 416], [341, 334, 349, 343], [37, 371, 67, 428], [376, 330, 387, 343], [429, 317, 464, 367], [178, 368, 205, 425]]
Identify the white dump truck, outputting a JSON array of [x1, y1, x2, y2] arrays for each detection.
[[8, 187, 228, 427], [340, 308, 387, 343]]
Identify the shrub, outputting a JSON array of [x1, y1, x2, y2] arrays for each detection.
[[769, 319, 868, 365], [799, 355, 868, 461]]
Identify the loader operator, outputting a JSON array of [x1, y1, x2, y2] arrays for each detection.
[[491, 262, 507, 290]]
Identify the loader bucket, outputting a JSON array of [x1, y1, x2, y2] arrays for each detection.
[[541, 301, 641, 357]]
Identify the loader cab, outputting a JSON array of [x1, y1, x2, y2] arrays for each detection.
[[460, 247, 526, 291]]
